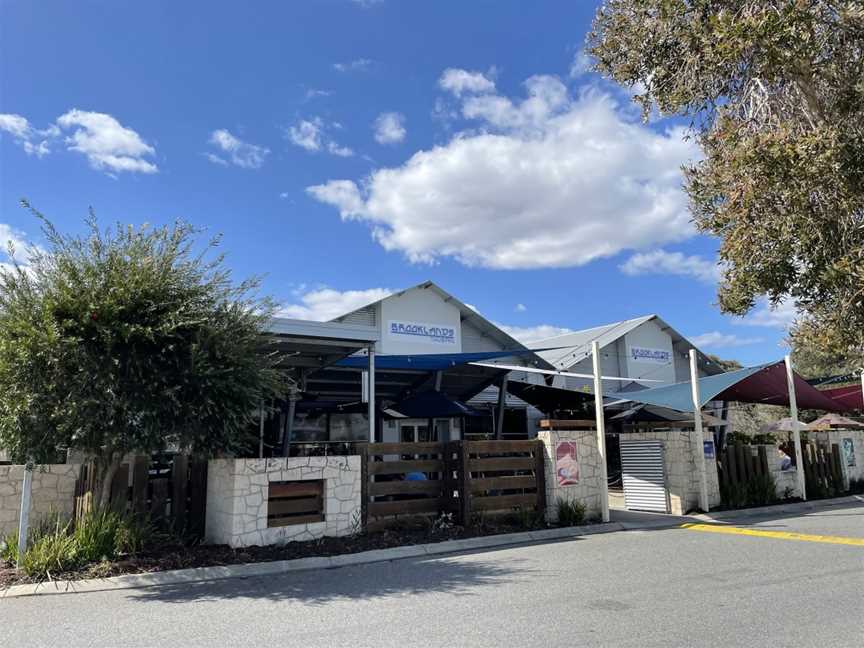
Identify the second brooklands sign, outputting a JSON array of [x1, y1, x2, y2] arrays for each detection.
[[387, 320, 457, 346], [629, 346, 672, 364]]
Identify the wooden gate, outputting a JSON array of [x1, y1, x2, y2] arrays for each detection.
[[717, 442, 774, 508], [74, 454, 208, 537], [361, 439, 545, 527]]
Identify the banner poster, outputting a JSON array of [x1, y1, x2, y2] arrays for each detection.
[[556, 441, 579, 486]]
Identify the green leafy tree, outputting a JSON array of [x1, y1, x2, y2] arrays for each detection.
[[0, 202, 285, 508], [589, 1, 864, 362]]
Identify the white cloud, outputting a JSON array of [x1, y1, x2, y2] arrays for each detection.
[[569, 49, 592, 78], [438, 68, 496, 96], [308, 76, 699, 269], [515, 303, 527, 312], [56, 109, 157, 174], [304, 88, 332, 100], [351, 0, 384, 7], [496, 323, 574, 345], [0, 113, 57, 158], [620, 249, 721, 284], [689, 331, 764, 349], [739, 297, 799, 330], [0, 223, 37, 264], [333, 58, 373, 73], [207, 129, 269, 169], [287, 117, 353, 157], [277, 287, 393, 321], [373, 112, 406, 144]]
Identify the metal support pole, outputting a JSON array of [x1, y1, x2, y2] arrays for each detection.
[[16, 464, 33, 569], [784, 355, 807, 500], [495, 376, 508, 440], [280, 394, 297, 457], [258, 399, 265, 459], [368, 346, 376, 443], [591, 341, 610, 523], [689, 350, 710, 512]]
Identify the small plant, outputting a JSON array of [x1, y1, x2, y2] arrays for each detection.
[[348, 509, 364, 537], [3, 510, 149, 578], [509, 507, 545, 530], [430, 512, 455, 533], [556, 498, 586, 527]]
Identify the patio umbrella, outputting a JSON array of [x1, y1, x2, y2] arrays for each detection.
[[807, 413, 864, 430], [758, 417, 812, 434]]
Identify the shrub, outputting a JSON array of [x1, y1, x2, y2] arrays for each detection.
[[3, 510, 148, 578], [848, 478, 864, 495], [556, 498, 586, 527]]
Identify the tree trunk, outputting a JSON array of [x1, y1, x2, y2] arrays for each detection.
[[93, 450, 123, 511]]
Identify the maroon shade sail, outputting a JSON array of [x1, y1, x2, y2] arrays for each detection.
[[820, 385, 864, 412], [715, 362, 843, 411]]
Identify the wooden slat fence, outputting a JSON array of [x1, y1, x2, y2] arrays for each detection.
[[74, 454, 208, 537], [361, 439, 545, 527], [800, 442, 843, 497]]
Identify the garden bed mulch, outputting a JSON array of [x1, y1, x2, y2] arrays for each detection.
[[1, 517, 559, 589]]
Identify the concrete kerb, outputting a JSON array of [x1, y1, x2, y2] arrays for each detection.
[[1, 522, 626, 599], [2, 495, 858, 599]]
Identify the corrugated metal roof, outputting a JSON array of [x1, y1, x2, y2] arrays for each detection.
[[530, 314, 722, 376], [531, 315, 655, 369]]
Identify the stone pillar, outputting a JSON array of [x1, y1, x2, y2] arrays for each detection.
[[537, 429, 603, 523]]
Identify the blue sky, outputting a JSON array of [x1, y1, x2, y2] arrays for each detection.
[[0, 0, 793, 365]]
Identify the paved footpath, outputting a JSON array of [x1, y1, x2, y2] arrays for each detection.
[[3, 502, 863, 648]]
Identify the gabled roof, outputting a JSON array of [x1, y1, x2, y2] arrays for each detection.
[[531, 315, 654, 369], [530, 314, 721, 375], [331, 280, 554, 369]]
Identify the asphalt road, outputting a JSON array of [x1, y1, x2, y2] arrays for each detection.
[[3, 503, 863, 648]]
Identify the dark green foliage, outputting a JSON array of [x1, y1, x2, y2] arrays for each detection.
[[720, 473, 778, 509], [726, 431, 777, 446], [589, 1, 864, 361], [0, 203, 285, 505], [555, 498, 586, 527]]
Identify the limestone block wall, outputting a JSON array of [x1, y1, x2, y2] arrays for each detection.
[[760, 444, 801, 499], [537, 429, 604, 522], [205, 456, 361, 548], [0, 464, 80, 538], [621, 430, 721, 514]]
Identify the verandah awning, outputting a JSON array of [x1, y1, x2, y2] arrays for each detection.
[[334, 349, 542, 371], [608, 361, 843, 413]]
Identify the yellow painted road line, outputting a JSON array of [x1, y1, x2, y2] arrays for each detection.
[[680, 523, 864, 547]]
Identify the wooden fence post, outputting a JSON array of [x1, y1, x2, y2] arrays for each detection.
[[757, 446, 769, 479], [830, 444, 843, 491], [188, 459, 208, 538], [458, 441, 471, 527], [358, 442, 369, 530], [131, 456, 149, 518], [534, 440, 547, 515], [171, 454, 189, 534], [109, 463, 129, 515]]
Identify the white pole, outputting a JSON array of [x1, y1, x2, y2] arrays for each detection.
[[784, 355, 807, 500], [16, 464, 33, 569], [591, 341, 610, 523], [368, 346, 376, 443], [689, 350, 710, 512]]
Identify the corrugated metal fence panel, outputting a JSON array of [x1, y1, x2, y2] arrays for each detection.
[[620, 440, 669, 513]]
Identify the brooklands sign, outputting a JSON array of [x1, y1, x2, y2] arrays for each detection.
[[387, 320, 457, 346]]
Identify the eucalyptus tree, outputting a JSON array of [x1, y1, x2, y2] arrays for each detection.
[[589, 1, 864, 361]]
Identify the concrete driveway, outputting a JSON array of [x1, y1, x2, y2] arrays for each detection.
[[3, 502, 863, 647]]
